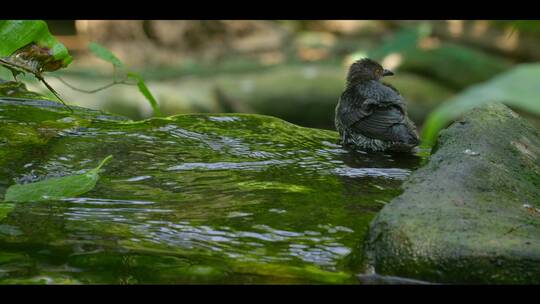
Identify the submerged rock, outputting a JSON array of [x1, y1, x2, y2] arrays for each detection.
[[364, 103, 540, 283], [0, 98, 423, 283]]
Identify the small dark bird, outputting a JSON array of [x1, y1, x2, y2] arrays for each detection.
[[335, 58, 419, 152]]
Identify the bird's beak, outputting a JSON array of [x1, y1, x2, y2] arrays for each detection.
[[382, 69, 394, 77]]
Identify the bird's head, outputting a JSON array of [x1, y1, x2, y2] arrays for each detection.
[[346, 58, 394, 84]]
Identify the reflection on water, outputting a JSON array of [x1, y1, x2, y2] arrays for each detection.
[[0, 105, 424, 284]]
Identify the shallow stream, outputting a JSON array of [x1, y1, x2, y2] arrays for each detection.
[[0, 98, 425, 283]]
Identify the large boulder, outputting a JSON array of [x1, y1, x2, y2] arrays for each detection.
[[364, 103, 540, 283]]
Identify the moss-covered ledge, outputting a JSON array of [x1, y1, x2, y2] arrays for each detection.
[[363, 103, 540, 283]]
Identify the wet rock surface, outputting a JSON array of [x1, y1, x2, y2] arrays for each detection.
[[0, 98, 423, 283], [364, 103, 540, 283]]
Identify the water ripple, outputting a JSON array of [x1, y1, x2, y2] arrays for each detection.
[[130, 221, 355, 267], [332, 167, 411, 179], [167, 160, 291, 171]]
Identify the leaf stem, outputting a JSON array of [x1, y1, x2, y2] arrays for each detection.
[[52, 75, 137, 93], [95, 155, 114, 171]]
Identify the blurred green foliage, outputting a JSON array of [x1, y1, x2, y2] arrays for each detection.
[[493, 20, 540, 34], [422, 63, 540, 145], [365, 23, 540, 147], [369, 26, 511, 90]]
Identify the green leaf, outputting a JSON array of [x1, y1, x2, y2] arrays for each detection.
[[128, 72, 162, 117], [422, 63, 540, 145], [86, 42, 161, 117], [87, 42, 124, 68], [3, 155, 113, 203], [0, 20, 72, 68]]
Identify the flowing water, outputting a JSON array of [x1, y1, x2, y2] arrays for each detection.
[[0, 98, 425, 284]]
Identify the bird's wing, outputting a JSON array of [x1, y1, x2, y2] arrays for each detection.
[[351, 106, 409, 142], [359, 81, 406, 110], [337, 93, 373, 128]]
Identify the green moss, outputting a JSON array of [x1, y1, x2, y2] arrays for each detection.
[[1, 97, 422, 283], [365, 103, 540, 283], [0, 80, 52, 100]]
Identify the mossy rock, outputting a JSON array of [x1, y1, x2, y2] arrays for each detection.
[[398, 43, 512, 90], [33, 63, 454, 128], [364, 103, 540, 283], [0, 80, 49, 100], [0, 97, 125, 197], [1, 96, 423, 283], [216, 65, 454, 129], [216, 65, 343, 129]]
